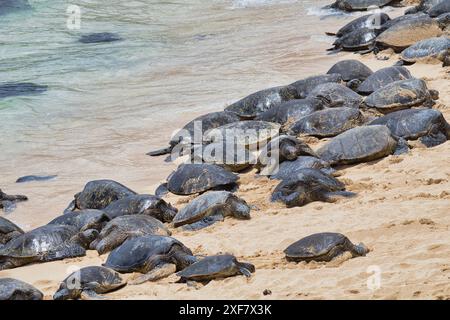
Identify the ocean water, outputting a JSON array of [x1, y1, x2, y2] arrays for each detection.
[[0, 0, 372, 227]]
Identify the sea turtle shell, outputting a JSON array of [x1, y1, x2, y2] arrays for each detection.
[[0, 217, 24, 245], [0, 278, 43, 300], [307, 83, 363, 109], [401, 37, 450, 63], [357, 66, 412, 95], [327, 60, 373, 82]]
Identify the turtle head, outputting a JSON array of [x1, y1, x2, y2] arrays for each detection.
[[429, 89, 439, 101], [53, 287, 71, 300], [280, 143, 299, 161], [346, 79, 361, 91], [436, 13, 450, 30], [353, 242, 369, 257], [237, 261, 256, 277], [228, 197, 251, 220], [76, 229, 99, 249]]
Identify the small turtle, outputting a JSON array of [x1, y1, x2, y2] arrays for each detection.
[[326, 13, 391, 37], [224, 85, 299, 119], [269, 156, 336, 180], [259, 135, 317, 163], [0, 82, 47, 98], [429, 1, 450, 17], [327, 60, 373, 85], [65, 179, 137, 212], [289, 74, 343, 99], [0, 217, 24, 245], [316, 125, 398, 165], [79, 33, 122, 44], [102, 194, 177, 222], [400, 37, 450, 65], [365, 79, 438, 113], [328, 28, 377, 52], [177, 255, 255, 282], [271, 169, 352, 208], [284, 232, 369, 262], [0, 189, 28, 213], [48, 209, 110, 232], [53, 266, 126, 300], [164, 163, 239, 196], [307, 83, 363, 109], [330, 0, 395, 11], [104, 235, 197, 284], [90, 215, 171, 255], [0, 278, 43, 300], [0, 225, 92, 270], [172, 191, 251, 230], [16, 175, 57, 183], [369, 108, 450, 147], [357, 66, 412, 95], [288, 107, 365, 138]]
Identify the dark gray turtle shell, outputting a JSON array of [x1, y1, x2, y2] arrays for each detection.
[[327, 60, 373, 82], [307, 83, 363, 109], [0, 217, 24, 245], [401, 37, 450, 63], [53, 266, 126, 300], [0, 278, 43, 300], [357, 66, 412, 95], [365, 79, 432, 113], [331, 0, 394, 11], [289, 74, 343, 99], [73, 180, 137, 210], [224, 85, 299, 119], [270, 156, 336, 180], [173, 191, 250, 228], [48, 209, 110, 232], [284, 232, 366, 262], [259, 135, 317, 163], [380, 12, 428, 31], [288, 107, 365, 138], [177, 255, 255, 282], [104, 235, 194, 273], [331, 13, 391, 37], [102, 194, 177, 222], [333, 28, 377, 50], [316, 125, 397, 165], [167, 164, 239, 195], [429, 1, 450, 17], [408, 0, 445, 14]]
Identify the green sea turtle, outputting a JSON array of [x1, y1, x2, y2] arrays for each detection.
[[405, 0, 444, 14], [172, 191, 251, 230], [357, 66, 412, 95], [48, 209, 110, 232], [177, 255, 255, 282], [269, 156, 336, 180], [0, 217, 24, 245], [369, 108, 450, 147], [364, 79, 438, 113], [224, 85, 299, 119], [328, 28, 378, 52], [0, 189, 28, 213], [102, 194, 177, 222], [284, 232, 369, 262], [429, 1, 450, 17], [327, 60, 373, 87], [289, 74, 343, 99], [0, 278, 43, 300], [400, 37, 450, 65], [65, 180, 137, 212], [307, 83, 363, 109], [329, 0, 395, 11], [288, 107, 365, 138], [259, 135, 317, 163], [90, 215, 171, 255], [326, 13, 391, 37], [104, 235, 197, 285], [53, 266, 126, 300], [316, 125, 398, 165]]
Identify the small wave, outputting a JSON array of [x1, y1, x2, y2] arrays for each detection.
[[230, 0, 298, 9]]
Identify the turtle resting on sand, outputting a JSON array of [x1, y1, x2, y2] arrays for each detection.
[[90, 215, 171, 255], [405, 0, 445, 15], [177, 255, 255, 283], [48, 209, 110, 232], [0, 278, 43, 300], [0, 189, 28, 213], [53, 266, 126, 300], [258, 135, 317, 165], [284, 232, 369, 262], [104, 235, 197, 285], [329, 0, 395, 11], [289, 74, 343, 99], [224, 85, 299, 119], [172, 191, 251, 230], [400, 37, 450, 66], [288, 107, 365, 138], [65, 180, 137, 212], [316, 125, 398, 165], [328, 28, 378, 53], [357, 66, 412, 95], [269, 156, 336, 180], [0, 217, 24, 245], [307, 83, 363, 109], [271, 168, 351, 207], [428, 1, 450, 17], [326, 13, 391, 37], [0, 225, 94, 270], [327, 60, 373, 87], [369, 108, 450, 147], [364, 79, 438, 113], [102, 194, 177, 222]]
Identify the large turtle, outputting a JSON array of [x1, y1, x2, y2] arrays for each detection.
[[163, 163, 239, 196], [289, 74, 343, 99], [316, 125, 398, 165], [65, 180, 137, 212], [48, 209, 110, 232], [326, 13, 391, 37], [101, 194, 177, 222], [287, 107, 365, 138], [405, 0, 445, 14], [0, 278, 43, 300], [90, 215, 171, 255], [327, 60, 373, 85], [53, 266, 126, 300], [429, 1, 450, 17], [365, 79, 438, 113], [172, 191, 251, 230], [0, 217, 24, 245], [269, 156, 336, 180], [328, 28, 378, 52], [307, 83, 363, 109], [104, 235, 197, 284], [271, 169, 351, 208], [177, 255, 255, 282], [0, 225, 92, 270], [369, 108, 450, 147], [329, 0, 395, 11], [224, 85, 299, 119], [400, 37, 450, 65], [0, 189, 28, 213], [284, 233, 368, 262], [357, 66, 412, 95]]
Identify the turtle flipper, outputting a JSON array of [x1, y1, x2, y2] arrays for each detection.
[[238, 267, 253, 278], [322, 191, 356, 203], [43, 242, 86, 262], [155, 183, 169, 197], [63, 200, 76, 214], [419, 132, 448, 148], [129, 263, 177, 285], [80, 289, 106, 300], [146, 146, 173, 157], [182, 215, 224, 231], [393, 137, 410, 155]]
